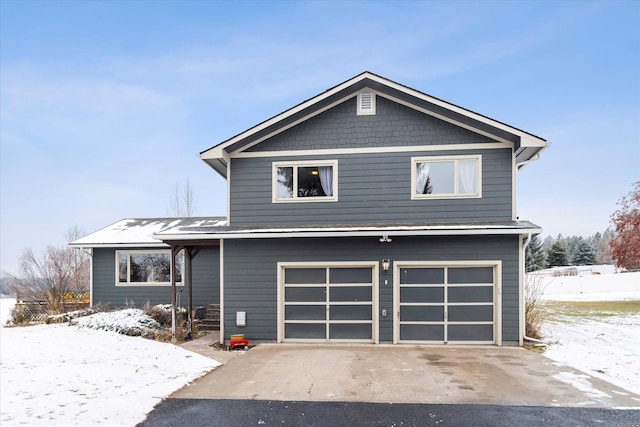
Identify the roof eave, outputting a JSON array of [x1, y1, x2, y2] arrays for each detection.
[[154, 226, 543, 241]]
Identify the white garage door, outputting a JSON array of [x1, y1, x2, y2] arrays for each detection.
[[279, 263, 377, 343], [394, 263, 498, 344]]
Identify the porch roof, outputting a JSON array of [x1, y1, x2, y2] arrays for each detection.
[[153, 220, 541, 242], [69, 217, 227, 248]]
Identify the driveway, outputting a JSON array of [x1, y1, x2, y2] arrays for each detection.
[[172, 344, 640, 408]]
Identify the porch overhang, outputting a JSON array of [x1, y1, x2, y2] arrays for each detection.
[[153, 220, 542, 241]]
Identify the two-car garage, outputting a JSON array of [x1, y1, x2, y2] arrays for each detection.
[[278, 261, 500, 345]]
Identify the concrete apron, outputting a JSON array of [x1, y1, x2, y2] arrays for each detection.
[[173, 344, 640, 408]]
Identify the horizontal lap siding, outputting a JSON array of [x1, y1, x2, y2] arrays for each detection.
[[223, 236, 519, 343], [92, 247, 220, 309], [230, 148, 512, 226]]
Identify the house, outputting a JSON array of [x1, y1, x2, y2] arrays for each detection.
[[71, 71, 546, 346]]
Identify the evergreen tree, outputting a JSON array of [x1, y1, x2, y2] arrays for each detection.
[[572, 240, 596, 265], [547, 241, 569, 267], [526, 235, 547, 272]]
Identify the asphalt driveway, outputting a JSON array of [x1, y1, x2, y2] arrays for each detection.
[[171, 343, 640, 408]]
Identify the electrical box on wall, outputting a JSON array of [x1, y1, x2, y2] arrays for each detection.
[[236, 311, 246, 327]]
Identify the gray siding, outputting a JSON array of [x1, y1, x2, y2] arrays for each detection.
[[248, 96, 495, 152], [230, 148, 513, 226], [223, 235, 520, 344], [92, 247, 220, 309]]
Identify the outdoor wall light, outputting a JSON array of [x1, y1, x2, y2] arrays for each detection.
[[382, 259, 390, 272], [379, 235, 392, 243]]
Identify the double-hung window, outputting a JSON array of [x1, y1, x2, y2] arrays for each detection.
[[411, 155, 481, 199], [116, 250, 184, 286], [273, 160, 338, 202]]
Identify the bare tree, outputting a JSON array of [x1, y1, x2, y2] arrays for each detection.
[[169, 179, 198, 217], [5, 227, 90, 313]]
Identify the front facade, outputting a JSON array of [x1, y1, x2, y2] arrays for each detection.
[[73, 72, 546, 346]]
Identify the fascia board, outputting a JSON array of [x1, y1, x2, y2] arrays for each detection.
[[154, 226, 543, 241], [199, 72, 376, 159], [68, 242, 169, 248]]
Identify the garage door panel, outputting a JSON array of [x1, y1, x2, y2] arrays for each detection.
[[399, 268, 444, 284], [448, 305, 493, 322], [282, 265, 375, 343], [448, 267, 493, 284], [329, 286, 371, 302], [285, 287, 326, 302], [330, 323, 372, 339], [448, 286, 493, 303], [448, 324, 493, 341], [285, 305, 326, 321], [285, 323, 326, 339], [400, 324, 444, 341], [400, 306, 444, 322], [330, 305, 372, 320], [400, 287, 444, 303], [285, 268, 326, 284], [329, 268, 372, 283], [397, 264, 496, 344]]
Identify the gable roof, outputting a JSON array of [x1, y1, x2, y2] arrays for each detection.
[[69, 217, 227, 248], [201, 71, 547, 178]]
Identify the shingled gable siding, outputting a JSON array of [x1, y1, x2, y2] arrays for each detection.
[[223, 235, 520, 344], [246, 96, 496, 152], [92, 247, 220, 308], [230, 147, 512, 226]]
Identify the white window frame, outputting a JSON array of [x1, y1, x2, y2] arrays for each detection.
[[115, 249, 184, 287], [411, 155, 482, 200], [272, 160, 338, 203]]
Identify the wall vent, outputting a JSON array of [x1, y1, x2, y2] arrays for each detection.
[[357, 92, 376, 115]]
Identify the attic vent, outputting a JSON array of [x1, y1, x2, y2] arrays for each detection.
[[357, 92, 376, 115]]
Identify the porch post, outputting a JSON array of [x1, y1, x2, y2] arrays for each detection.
[[171, 246, 178, 343], [186, 248, 193, 337]]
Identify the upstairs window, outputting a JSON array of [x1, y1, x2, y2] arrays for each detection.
[[116, 250, 183, 286], [411, 155, 481, 199], [273, 160, 338, 202]]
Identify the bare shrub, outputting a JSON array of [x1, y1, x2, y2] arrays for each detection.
[[524, 273, 547, 340]]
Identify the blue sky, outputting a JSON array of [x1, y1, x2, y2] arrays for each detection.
[[1, 1, 638, 274]]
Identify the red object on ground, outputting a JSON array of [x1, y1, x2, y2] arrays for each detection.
[[229, 339, 249, 350]]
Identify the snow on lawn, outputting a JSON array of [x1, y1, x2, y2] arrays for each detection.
[[542, 310, 640, 397], [537, 268, 640, 397], [0, 311, 220, 426]]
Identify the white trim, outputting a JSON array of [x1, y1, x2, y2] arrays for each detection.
[[393, 261, 502, 345], [114, 249, 184, 287], [411, 155, 482, 200], [219, 239, 225, 344], [278, 261, 379, 344], [231, 142, 510, 159], [156, 225, 542, 241], [88, 248, 94, 307], [272, 160, 338, 203], [227, 158, 231, 224], [201, 72, 546, 162], [69, 242, 168, 249], [512, 151, 517, 220], [357, 91, 376, 115]]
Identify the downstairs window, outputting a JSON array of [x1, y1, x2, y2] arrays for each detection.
[[116, 250, 183, 286]]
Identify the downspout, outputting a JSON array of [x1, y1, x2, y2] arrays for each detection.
[[521, 233, 545, 343]]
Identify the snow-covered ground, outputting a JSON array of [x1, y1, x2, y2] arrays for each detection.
[[1, 268, 639, 426], [1, 297, 16, 326], [535, 267, 640, 397], [1, 308, 219, 426]]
